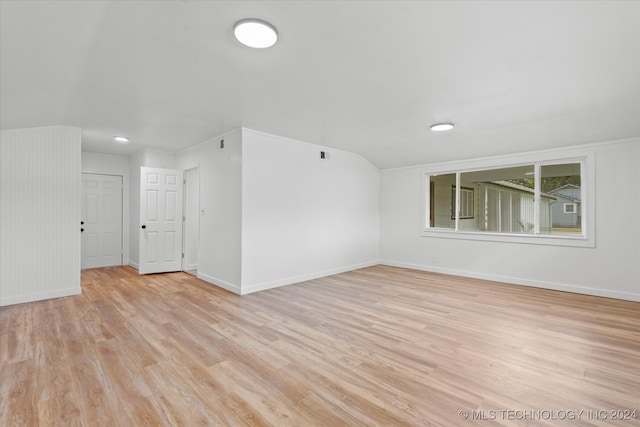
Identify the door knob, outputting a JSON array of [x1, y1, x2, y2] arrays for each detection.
[[81, 221, 84, 225], [141, 225, 146, 229], [81, 228, 84, 232]]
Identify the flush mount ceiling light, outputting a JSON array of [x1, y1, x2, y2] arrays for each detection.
[[430, 123, 454, 132], [113, 136, 130, 143], [233, 18, 278, 48]]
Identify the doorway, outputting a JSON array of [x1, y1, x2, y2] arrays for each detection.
[[182, 167, 199, 275], [81, 173, 123, 269]]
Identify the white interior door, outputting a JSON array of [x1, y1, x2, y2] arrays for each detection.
[[139, 167, 183, 275], [81, 173, 123, 269]]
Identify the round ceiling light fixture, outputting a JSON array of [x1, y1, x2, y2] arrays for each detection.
[[113, 136, 130, 143], [233, 18, 278, 48], [430, 123, 454, 132]]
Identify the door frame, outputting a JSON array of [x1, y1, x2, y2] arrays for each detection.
[[81, 153, 130, 270]]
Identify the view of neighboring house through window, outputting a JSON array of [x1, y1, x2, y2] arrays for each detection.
[[426, 161, 583, 237], [541, 162, 582, 234]]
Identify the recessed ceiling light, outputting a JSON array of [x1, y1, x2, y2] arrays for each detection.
[[234, 18, 278, 48], [430, 123, 454, 132], [113, 136, 129, 143]]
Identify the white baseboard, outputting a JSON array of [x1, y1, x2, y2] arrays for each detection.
[[240, 260, 379, 295], [183, 263, 198, 272], [380, 260, 640, 302], [197, 272, 242, 295], [128, 261, 139, 270], [0, 287, 81, 307]]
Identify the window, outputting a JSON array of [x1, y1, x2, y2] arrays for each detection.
[[429, 174, 456, 229], [541, 163, 581, 234], [422, 155, 591, 246], [461, 165, 535, 234]]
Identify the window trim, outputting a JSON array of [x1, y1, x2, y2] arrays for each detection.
[[420, 150, 595, 248], [563, 203, 577, 214]]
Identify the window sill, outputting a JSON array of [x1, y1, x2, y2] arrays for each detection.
[[421, 228, 595, 248]]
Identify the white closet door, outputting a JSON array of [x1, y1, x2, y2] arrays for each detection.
[[81, 173, 123, 269]]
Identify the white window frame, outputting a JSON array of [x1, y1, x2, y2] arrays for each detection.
[[420, 148, 595, 248]]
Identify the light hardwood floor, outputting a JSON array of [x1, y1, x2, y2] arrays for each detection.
[[1, 265, 639, 426]]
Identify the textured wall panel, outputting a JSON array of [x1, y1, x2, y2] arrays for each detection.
[[0, 126, 81, 306]]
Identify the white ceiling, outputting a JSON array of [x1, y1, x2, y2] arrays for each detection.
[[1, 1, 639, 169]]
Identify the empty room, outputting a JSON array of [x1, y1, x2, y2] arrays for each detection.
[[1, 1, 639, 426]]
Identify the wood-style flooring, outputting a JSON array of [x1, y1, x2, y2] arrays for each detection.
[[1, 265, 639, 426]]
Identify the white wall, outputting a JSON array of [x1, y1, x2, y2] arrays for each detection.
[[380, 138, 640, 302], [183, 167, 199, 271], [128, 149, 176, 267], [176, 128, 380, 295], [177, 130, 242, 292], [240, 129, 380, 294], [81, 151, 130, 265], [0, 126, 81, 306]]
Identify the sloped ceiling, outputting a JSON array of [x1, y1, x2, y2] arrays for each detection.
[[1, 0, 638, 169]]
